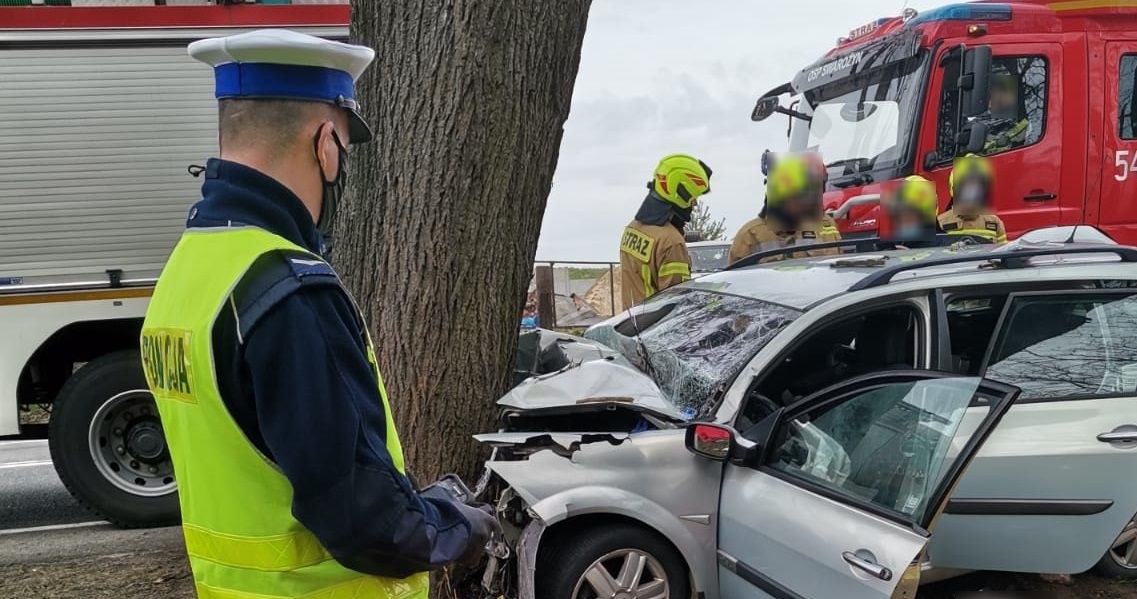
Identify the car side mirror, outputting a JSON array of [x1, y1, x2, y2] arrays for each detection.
[[685, 423, 761, 465]]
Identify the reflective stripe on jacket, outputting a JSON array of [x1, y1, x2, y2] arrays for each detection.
[[141, 226, 428, 599]]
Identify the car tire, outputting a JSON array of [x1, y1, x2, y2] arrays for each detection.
[[536, 522, 690, 599], [1093, 515, 1137, 579], [48, 350, 179, 528]]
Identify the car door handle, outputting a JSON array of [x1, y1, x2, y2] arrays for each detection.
[[842, 551, 893, 581], [1098, 426, 1137, 444], [1023, 191, 1058, 202]]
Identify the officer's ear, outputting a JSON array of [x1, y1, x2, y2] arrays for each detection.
[[314, 121, 339, 181]]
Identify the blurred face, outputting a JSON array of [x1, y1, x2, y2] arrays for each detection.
[[989, 84, 1017, 119], [955, 178, 988, 214], [783, 193, 820, 222]]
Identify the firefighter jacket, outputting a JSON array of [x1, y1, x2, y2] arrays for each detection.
[[937, 209, 1008, 244], [620, 219, 691, 310], [728, 214, 842, 265]]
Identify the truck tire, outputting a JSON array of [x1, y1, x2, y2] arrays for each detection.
[[48, 350, 179, 528]]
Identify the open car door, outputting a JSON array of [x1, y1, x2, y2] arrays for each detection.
[[701, 372, 1018, 599]]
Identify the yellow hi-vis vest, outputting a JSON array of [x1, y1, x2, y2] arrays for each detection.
[[141, 226, 428, 599]]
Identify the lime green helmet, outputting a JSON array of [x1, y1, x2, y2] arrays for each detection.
[[651, 153, 713, 209], [894, 175, 938, 221], [766, 153, 823, 207], [950, 153, 993, 197]]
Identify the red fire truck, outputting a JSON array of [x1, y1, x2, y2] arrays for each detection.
[[0, 0, 348, 527], [753, 0, 1137, 244]]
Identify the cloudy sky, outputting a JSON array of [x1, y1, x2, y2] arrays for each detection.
[[536, 0, 942, 261]]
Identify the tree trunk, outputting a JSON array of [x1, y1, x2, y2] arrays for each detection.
[[341, 2, 591, 484]]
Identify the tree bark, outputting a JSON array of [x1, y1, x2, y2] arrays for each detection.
[[341, 1, 591, 484]]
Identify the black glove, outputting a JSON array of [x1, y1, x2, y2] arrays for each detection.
[[454, 501, 502, 567]]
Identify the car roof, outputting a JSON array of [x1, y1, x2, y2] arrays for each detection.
[[686, 244, 1137, 310]]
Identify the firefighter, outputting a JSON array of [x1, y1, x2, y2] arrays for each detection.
[[939, 154, 1008, 243], [983, 63, 1030, 153], [728, 152, 840, 265], [140, 30, 497, 599], [619, 153, 713, 310], [883, 175, 940, 248]]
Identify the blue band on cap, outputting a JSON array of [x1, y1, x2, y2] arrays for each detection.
[[214, 62, 354, 102]]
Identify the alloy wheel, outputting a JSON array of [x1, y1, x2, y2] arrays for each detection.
[[1109, 516, 1137, 570], [571, 548, 669, 599]]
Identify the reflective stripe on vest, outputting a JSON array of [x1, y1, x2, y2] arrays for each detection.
[[142, 227, 428, 599]]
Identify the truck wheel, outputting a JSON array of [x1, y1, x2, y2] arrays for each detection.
[[48, 350, 178, 528], [537, 522, 689, 599], [1094, 515, 1137, 579]]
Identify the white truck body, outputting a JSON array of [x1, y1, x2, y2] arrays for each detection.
[[0, 4, 347, 526]]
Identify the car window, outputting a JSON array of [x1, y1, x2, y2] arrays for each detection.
[[1120, 54, 1137, 140], [742, 304, 923, 429], [767, 377, 994, 525], [984, 293, 1137, 400], [937, 55, 1048, 157], [688, 244, 730, 273], [585, 289, 800, 418], [945, 295, 1008, 375]]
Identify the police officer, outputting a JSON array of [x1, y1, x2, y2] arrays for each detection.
[[728, 152, 840, 264], [939, 153, 1008, 243], [140, 30, 496, 599], [619, 153, 713, 310], [883, 175, 941, 248]]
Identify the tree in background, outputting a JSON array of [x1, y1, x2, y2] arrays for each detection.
[[687, 202, 727, 241], [339, 2, 592, 483]]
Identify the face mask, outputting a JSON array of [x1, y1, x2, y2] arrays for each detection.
[[315, 129, 349, 238]]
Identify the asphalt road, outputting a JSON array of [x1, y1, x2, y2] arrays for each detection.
[[0, 439, 91, 530]]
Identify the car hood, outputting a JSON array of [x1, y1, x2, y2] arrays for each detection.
[[498, 358, 687, 422]]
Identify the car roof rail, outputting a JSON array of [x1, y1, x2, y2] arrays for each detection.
[[724, 234, 993, 271], [847, 244, 1137, 291]]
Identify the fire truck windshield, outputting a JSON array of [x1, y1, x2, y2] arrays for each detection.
[[789, 52, 928, 187]]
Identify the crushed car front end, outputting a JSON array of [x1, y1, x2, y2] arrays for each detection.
[[469, 291, 802, 598]]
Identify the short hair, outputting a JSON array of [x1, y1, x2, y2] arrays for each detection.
[[218, 99, 335, 160]]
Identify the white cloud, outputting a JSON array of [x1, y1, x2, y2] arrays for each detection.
[[537, 0, 942, 261]]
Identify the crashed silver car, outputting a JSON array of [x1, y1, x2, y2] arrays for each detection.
[[473, 235, 1137, 599]]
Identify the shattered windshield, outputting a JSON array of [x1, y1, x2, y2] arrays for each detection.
[[789, 52, 928, 186], [585, 289, 800, 418]]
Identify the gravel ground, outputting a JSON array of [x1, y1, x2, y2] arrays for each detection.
[[0, 548, 194, 599]]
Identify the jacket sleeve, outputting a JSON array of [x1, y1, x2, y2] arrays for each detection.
[[655, 238, 692, 291], [728, 229, 752, 265], [240, 284, 476, 579]]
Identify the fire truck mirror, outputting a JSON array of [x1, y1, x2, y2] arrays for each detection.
[[960, 45, 992, 118], [752, 96, 779, 122], [958, 120, 990, 156]]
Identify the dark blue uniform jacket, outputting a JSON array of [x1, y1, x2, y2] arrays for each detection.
[[186, 158, 472, 579]]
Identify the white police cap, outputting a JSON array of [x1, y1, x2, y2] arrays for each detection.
[[189, 29, 376, 143]]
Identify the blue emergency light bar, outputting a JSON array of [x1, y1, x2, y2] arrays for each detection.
[[907, 3, 1013, 25]]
